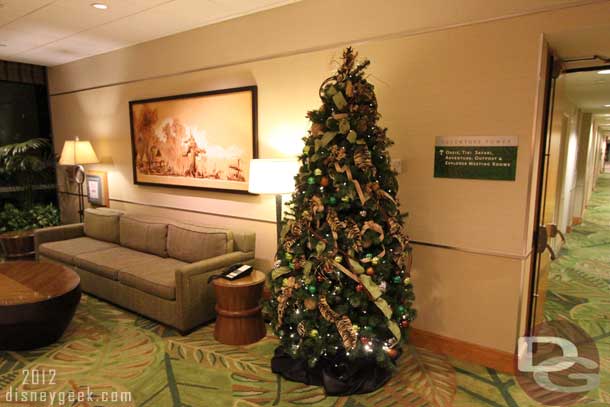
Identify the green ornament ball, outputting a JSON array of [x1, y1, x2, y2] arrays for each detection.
[[371, 256, 379, 265], [397, 305, 406, 314], [288, 262, 294, 270], [285, 253, 293, 260], [329, 196, 337, 205], [392, 275, 402, 284], [307, 285, 317, 294], [307, 176, 315, 185], [314, 168, 322, 176], [366, 253, 373, 259], [310, 329, 319, 337]]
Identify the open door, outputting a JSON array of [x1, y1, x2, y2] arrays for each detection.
[[527, 52, 565, 334]]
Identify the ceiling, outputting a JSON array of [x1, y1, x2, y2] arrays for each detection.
[[564, 69, 610, 113], [0, 0, 299, 66]]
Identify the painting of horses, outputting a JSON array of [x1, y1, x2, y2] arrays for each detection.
[[128, 86, 257, 193]]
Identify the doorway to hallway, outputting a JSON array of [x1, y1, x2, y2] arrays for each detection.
[[526, 59, 610, 404], [528, 63, 610, 331]]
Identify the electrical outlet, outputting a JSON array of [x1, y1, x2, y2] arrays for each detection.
[[391, 158, 403, 174]]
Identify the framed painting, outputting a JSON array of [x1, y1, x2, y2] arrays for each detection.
[[129, 86, 258, 193], [86, 170, 109, 207]]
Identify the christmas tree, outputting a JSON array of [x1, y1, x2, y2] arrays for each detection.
[[266, 47, 415, 394]]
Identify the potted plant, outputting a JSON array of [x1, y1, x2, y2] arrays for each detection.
[[0, 138, 60, 259]]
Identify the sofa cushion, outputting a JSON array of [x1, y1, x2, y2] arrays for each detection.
[[39, 237, 117, 264], [83, 208, 122, 243], [167, 223, 231, 263], [74, 246, 161, 280], [118, 258, 186, 300], [120, 216, 168, 258]]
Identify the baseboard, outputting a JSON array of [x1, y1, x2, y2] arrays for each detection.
[[409, 328, 515, 374], [572, 216, 583, 225]]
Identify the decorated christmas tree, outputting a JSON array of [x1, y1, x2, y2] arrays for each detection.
[[266, 47, 415, 395]]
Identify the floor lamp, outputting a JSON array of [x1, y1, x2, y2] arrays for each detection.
[[59, 138, 99, 222], [248, 159, 300, 241]]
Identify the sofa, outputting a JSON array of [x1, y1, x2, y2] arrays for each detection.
[[34, 208, 256, 334]]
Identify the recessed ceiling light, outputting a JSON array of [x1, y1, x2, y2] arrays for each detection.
[[91, 3, 108, 10], [598, 69, 610, 75]]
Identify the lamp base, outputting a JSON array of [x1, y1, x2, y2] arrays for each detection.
[[67, 165, 86, 223]]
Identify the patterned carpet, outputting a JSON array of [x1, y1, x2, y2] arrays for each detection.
[[1, 176, 609, 406], [541, 173, 610, 406]]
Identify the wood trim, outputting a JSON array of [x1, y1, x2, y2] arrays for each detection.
[[572, 216, 583, 225], [409, 328, 515, 374]]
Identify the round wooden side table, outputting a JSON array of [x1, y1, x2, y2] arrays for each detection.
[[213, 270, 266, 346], [0, 261, 81, 350]]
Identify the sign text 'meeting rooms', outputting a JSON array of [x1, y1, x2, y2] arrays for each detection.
[[434, 136, 518, 181]]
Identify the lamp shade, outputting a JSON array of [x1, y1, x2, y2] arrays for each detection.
[[248, 158, 299, 194], [59, 138, 99, 165]]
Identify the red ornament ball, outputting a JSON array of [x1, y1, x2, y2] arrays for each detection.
[[386, 348, 399, 359], [360, 337, 370, 345], [366, 267, 375, 276], [356, 284, 364, 293], [401, 320, 410, 328], [320, 176, 330, 187]]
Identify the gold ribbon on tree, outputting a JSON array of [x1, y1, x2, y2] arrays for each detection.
[[276, 276, 300, 326], [366, 182, 397, 205], [318, 296, 357, 350], [334, 163, 368, 205]]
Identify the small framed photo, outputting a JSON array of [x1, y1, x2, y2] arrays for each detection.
[[86, 170, 109, 207]]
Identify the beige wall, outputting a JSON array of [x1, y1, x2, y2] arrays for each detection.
[[48, 0, 610, 353], [543, 76, 580, 252], [573, 113, 593, 219]]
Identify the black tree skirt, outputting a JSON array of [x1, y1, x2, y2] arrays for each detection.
[[271, 347, 396, 396]]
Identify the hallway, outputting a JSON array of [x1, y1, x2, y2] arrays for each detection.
[[543, 173, 610, 403]]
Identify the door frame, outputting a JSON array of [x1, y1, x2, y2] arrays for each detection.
[[525, 59, 610, 334], [525, 49, 556, 336]]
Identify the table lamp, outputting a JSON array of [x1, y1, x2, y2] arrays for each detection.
[[248, 158, 300, 240], [59, 137, 99, 222]]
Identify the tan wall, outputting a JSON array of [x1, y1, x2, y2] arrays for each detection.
[[573, 113, 593, 219], [48, 0, 610, 353], [543, 76, 580, 252]]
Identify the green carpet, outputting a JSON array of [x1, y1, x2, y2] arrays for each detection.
[[541, 173, 610, 405], [1, 176, 609, 406]]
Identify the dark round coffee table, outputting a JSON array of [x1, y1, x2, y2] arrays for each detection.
[[0, 261, 81, 350]]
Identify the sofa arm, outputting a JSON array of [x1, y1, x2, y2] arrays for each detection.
[[34, 223, 84, 254], [175, 251, 255, 280], [174, 251, 255, 331]]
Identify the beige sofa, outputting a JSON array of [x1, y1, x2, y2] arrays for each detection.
[[34, 208, 255, 334]]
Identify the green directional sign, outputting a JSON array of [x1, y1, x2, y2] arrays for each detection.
[[434, 136, 518, 181]]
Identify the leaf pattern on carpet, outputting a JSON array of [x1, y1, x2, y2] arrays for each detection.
[[365, 346, 456, 407], [2, 172, 610, 407]]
